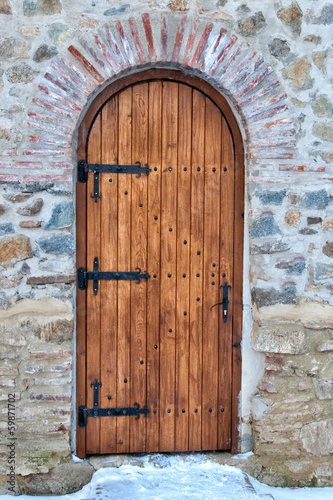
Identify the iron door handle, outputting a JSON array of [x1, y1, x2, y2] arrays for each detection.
[[210, 282, 231, 323]]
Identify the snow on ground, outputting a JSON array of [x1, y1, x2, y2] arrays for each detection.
[[1, 454, 333, 500]]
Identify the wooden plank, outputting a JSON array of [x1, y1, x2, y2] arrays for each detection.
[[99, 97, 118, 453], [188, 89, 205, 451], [218, 116, 235, 450], [130, 82, 148, 452], [159, 81, 178, 451], [231, 120, 244, 454], [75, 164, 87, 458], [116, 87, 132, 452], [175, 83, 191, 451], [146, 81, 162, 452], [201, 98, 222, 450], [85, 114, 102, 454]]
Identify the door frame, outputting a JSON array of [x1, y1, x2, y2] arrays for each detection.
[[76, 68, 244, 457]]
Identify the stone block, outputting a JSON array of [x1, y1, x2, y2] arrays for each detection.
[[18, 462, 94, 495], [307, 217, 322, 225], [237, 11, 266, 37], [323, 218, 333, 231], [252, 284, 297, 308], [313, 379, 333, 400], [268, 38, 290, 60], [251, 214, 281, 238], [254, 190, 286, 205], [0, 0, 11, 14], [315, 263, 333, 280], [313, 122, 333, 142], [0, 234, 32, 268], [283, 56, 312, 89], [311, 95, 333, 118], [37, 234, 75, 254], [5, 63, 38, 83], [323, 242, 333, 258], [104, 4, 131, 16], [17, 198, 43, 216], [33, 44, 58, 63], [300, 420, 333, 455], [252, 322, 306, 354], [285, 210, 301, 226], [45, 201, 73, 230], [303, 189, 330, 209], [277, 3, 303, 35], [23, 0, 62, 17], [310, 4, 333, 25], [0, 222, 14, 236]]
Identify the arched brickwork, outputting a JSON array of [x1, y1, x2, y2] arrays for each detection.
[[22, 12, 295, 185]]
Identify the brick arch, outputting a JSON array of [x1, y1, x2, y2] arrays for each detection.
[[25, 13, 296, 183]]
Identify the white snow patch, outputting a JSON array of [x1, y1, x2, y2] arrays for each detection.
[[0, 454, 332, 500]]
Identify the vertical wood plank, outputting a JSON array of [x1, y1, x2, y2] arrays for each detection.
[[218, 117, 235, 450], [175, 83, 192, 451], [86, 115, 102, 454], [188, 89, 205, 451], [99, 97, 118, 453], [116, 87, 132, 452], [159, 81, 178, 451], [146, 81, 162, 451], [130, 83, 148, 452], [201, 98, 221, 450], [76, 169, 87, 458]]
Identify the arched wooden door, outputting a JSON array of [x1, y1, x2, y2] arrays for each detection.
[[76, 71, 244, 456]]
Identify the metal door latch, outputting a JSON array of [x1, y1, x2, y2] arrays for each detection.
[[210, 282, 231, 323]]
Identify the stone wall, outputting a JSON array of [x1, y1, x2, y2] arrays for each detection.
[[0, 0, 332, 493]]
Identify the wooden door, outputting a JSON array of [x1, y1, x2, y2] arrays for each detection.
[[76, 74, 243, 456]]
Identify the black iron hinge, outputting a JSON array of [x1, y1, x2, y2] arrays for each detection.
[[78, 379, 149, 427], [78, 159, 151, 201], [78, 257, 150, 295]]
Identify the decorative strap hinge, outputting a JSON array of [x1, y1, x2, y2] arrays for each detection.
[[78, 257, 150, 295], [77, 159, 151, 202], [78, 379, 149, 427]]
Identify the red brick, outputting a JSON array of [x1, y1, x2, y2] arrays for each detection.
[[183, 18, 199, 66], [23, 148, 72, 157], [79, 38, 110, 76], [115, 21, 136, 66], [104, 23, 128, 69], [94, 33, 121, 73], [53, 59, 92, 95], [23, 174, 72, 182], [190, 22, 213, 68], [29, 394, 71, 402], [200, 28, 227, 71], [128, 18, 146, 64], [44, 71, 79, 99], [172, 15, 187, 62], [28, 110, 72, 130], [38, 84, 82, 112], [29, 351, 72, 359], [68, 45, 104, 83], [161, 13, 168, 62], [27, 274, 75, 285], [235, 66, 274, 100], [33, 97, 75, 119], [142, 13, 157, 62], [210, 34, 237, 74], [0, 175, 19, 183], [19, 221, 42, 228]]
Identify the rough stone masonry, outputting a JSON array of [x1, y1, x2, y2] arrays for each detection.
[[0, 0, 333, 494]]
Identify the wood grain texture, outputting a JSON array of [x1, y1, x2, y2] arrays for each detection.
[[77, 72, 243, 455]]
